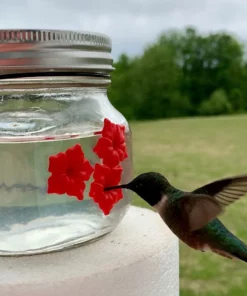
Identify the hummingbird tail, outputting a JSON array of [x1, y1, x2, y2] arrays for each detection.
[[212, 248, 247, 263], [231, 251, 247, 263], [228, 239, 247, 263], [212, 242, 247, 263]]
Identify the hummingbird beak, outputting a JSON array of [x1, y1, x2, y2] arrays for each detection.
[[104, 183, 129, 191]]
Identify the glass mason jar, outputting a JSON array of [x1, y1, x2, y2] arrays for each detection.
[[0, 29, 133, 256]]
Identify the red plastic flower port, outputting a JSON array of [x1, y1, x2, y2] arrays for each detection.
[[47, 144, 94, 200], [93, 118, 128, 167], [89, 163, 123, 215]]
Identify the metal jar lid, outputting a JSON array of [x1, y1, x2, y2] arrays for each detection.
[[0, 29, 114, 77]]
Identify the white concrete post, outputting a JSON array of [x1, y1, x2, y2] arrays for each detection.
[[0, 206, 179, 296]]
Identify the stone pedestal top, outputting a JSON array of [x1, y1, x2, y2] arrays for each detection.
[[0, 206, 179, 296]]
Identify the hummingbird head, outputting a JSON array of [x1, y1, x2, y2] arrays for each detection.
[[104, 172, 170, 206]]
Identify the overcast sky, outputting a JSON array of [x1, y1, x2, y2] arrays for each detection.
[[0, 0, 247, 60]]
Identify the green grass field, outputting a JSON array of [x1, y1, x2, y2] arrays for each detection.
[[130, 115, 247, 296]]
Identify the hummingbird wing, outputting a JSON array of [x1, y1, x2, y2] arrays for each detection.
[[178, 193, 223, 232], [192, 175, 247, 208]]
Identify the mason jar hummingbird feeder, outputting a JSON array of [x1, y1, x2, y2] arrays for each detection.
[[0, 29, 133, 255]]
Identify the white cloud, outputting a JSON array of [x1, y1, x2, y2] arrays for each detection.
[[0, 0, 247, 59]]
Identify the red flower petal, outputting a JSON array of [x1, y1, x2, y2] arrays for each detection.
[[90, 118, 129, 214], [66, 144, 85, 171], [102, 118, 114, 140], [89, 183, 114, 215], [47, 175, 68, 194], [81, 160, 94, 180], [48, 152, 68, 175], [98, 191, 123, 215], [89, 182, 103, 201], [73, 172, 86, 182], [120, 125, 125, 133], [93, 164, 110, 183], [93, 137, 112, 159], [116, 189, 124, 202], [66, 178, 86, 200], [102, 150, 120, 167], [93, 118, 128, 167], [115, 126, 125, 144], [99, 200, 114, 215], [67, 143, 84, 157], [107, 166, 123, 186], [89, 163, 124, 215], [107, 190, 123, 204], [91, 164, 123, 188], [116, 148, 125, 161], [47, 143, 94, 201]]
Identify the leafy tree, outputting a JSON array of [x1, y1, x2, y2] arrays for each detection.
[[108, 27, 247, 120], [108, 54, 137, 119], [131, 43, 185, 119], [158, 27, 245, 112], [198, 89, 233, 115], [228, 88, 245, 112]]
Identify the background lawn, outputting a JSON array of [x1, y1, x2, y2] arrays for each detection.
[[130, 114, 247, 296]]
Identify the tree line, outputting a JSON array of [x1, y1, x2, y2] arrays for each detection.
[[108, 27, 247, 120]]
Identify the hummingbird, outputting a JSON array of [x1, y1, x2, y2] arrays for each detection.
[[105, 172, 247, 263]]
